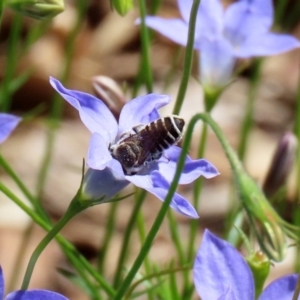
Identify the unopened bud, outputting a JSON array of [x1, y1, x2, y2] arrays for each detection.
[[247, 251, 270, 297], [111, 0, 133, 16], [92, 76, 126, 120], [8, 0, 64, 20], [263, 132, 297, 198]]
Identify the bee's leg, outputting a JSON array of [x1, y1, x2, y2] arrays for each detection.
[[159, 153, 170, 163], [151, 151, 163, 161]]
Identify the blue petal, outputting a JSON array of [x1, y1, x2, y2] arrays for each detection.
[[224, 0, 273, 48], [199, 38, 235, 89], [82, 166, 129, 202], [194, 230, 254, 300], [0, 113, 21, 144], [236, 33, 300, 58], [6, 290, 68, 300], [87, 133, 113, 170], [258, 274, 299, 300], [127, 171, 199, 218], [50, 77, 118, 145], [158, 146, 219, 184], [177, 0, 193, 22], [0, 267, 4, 299], [196, 0, 224, 42], [143, 17, 189, 47], [118, 93, 170, 135]]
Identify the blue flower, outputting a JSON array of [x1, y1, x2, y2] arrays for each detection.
[[194, 230, 299, 300], [50, 77, 219, 218], [0, 113, 21, 144], [0, 267, 67, 300], [144, 0, 300, 89]]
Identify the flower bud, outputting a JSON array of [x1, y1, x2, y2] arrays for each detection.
[[238, 172, 288, 262], [8, 0, 64, 20], [263, 132, 297, 198], [81, 168, 129, 204], [247, 251, 270, 297], [111, 0, 133, 16], [92, 76, 126, 120]]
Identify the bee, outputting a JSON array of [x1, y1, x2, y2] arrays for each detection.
[[109, 116, 185, 175]]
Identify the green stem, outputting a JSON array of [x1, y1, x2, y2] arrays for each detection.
[[0, 0, 4, 28], [0, 182, 115, 297], [137, 0, 153, 93], [237, 58, 262, 161], [1, 14, 22, 111], [172, 0, 201, 115], [167, 211, 184, 263], [113, 113, 204, 299], [21, 196, 86, 290], [136, 210, 154, 300], [0, 154, 37, 207], [113, 189, 147, 287], [35, 125, 56, 198], [200, 114, 243, 173], [7, 222, 35, 292], [50, 0, 88, 120], [187, 122, 207, 261], [292, 273, 300, 300], [293, 47, 300, 272], [97, 201, 118, 273], [36, 0, 88, 199]]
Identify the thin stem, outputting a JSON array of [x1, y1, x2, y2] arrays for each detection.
[[292, 273, 300, 300], [172, 0, 201, 115], [0, 154, 48, 223], [21, 197, 86, 290], [293, 47, 300, 272], [167, 211, 185, 263], [50, 0, 88, 120], [7, 222, 35, 292], [113, 113, 203, 299], [0, 182, 115, 297], [137, 0, 153, 92], [187, 122, 207, 261], [113, 189, 147, 287], [97, 201, 118, 273], [0, 0, 4, 29], [237, 58, 262, 161], [35, 125, 56, 198], [36, 0, 88, 199], [0, 154, 36, 206], [0, 14, 22, 111], [136, 211, 154, 300]]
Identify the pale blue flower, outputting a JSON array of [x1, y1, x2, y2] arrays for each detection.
[[0, 267, 67, 300], [0, 113, 21, 144], [144, 0, 300, 89], [194, 230, 299, 299], [50, 77, 219, 218]]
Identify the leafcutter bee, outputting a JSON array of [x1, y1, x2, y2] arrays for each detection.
[[109, 115, 185, 175]]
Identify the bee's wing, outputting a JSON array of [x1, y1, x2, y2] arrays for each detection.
[[122, 130, 158, 165]]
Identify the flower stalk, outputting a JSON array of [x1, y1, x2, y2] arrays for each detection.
[[194, 113, 299, 261], [113, 112, 206, 299], [173, 0, 200, 115], [20, 191, 88, 290]]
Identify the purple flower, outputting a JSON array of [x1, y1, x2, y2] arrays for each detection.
[[0, 267, 67, 300], [194, 230, 299, 300], [50, 77, 219, 218], [0, 113, 21, 144], [144, 0, 300, 89]]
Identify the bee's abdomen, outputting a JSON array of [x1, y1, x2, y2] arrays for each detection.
[[149, 116, 184, 151]]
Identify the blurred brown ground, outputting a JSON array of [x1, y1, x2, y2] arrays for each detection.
[[0, 0, 300, 299]]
